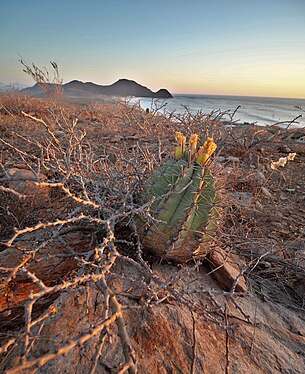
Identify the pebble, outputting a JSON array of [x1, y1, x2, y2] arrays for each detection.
[[226, 156, 240, 164], [255, 201, 263, 210], [261, 187, 272, 198], [280, 194, 288, 201], [285, 188, 296, 193], [277, 144, 292, 153], [249, 153, 260, 168], [216, 156, 226, 163], [254, 171, 266, 186], [231, 192, 253, 207], [293, 278, 305, 299]]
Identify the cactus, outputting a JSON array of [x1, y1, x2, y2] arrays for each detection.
[[140, 132, 220, 262]]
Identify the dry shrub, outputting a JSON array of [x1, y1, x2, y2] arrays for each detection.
[[0, 94, 304, 373], [0, 95, 181, 372]]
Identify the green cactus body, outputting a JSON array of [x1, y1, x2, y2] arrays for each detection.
[[141, 159, 219, 262]]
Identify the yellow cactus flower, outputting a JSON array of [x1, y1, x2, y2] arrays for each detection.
[[175, 131, 186, 160], [202, 137, 217, 156], [175, 131, 183, 144], [188, 133, 199, 158], [196, 137, 217, 166]]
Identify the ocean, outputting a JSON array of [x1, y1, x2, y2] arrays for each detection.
[[131, 94, 305, 128]]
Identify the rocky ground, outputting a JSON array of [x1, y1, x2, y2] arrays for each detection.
[[0, 93, 304, 373]]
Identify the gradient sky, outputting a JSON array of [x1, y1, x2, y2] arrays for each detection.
[[1, 0, 305, 98]]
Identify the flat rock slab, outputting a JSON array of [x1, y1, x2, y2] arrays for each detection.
[[207, 248, 248, 293]]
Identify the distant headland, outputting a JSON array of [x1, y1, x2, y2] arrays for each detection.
[[22, 78, 173, 99]]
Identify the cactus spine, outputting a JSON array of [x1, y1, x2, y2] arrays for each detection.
[[141, 132, 219, 262]]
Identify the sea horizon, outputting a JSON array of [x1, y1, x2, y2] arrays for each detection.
[[172, 92, 305, 101], [132, 93, 305, 128]]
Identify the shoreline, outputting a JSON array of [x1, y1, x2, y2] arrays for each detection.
[[131, 95, 305, 129]]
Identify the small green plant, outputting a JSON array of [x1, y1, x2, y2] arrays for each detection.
[[140, 132, 220, 262]]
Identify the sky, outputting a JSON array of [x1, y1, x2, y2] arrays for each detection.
[[1, 0, 305, 98]]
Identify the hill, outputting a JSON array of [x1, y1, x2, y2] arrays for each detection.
[[22, 78, 173, 99]]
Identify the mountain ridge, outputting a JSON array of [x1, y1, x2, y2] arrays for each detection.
[[22, 78, 173, 99]]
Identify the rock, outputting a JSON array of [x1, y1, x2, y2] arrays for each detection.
[[207, 248, 248, 293], [249, 153, 260, 168], [7, 168, 50, 207], [255, 201, 264, 210], [154, 88, 173, 99], [300, 228, 305, 237], [2, 259, 305, 373], [0, 230, 95, 324], [293, 277, 305, 300], [289, 130, 305, 140], [0, 168, 52, 231], [280, 193, 288, 201], [293, 248, 305, 268], [261, 186, 272, 198], [230, 192, 253, 208], [257, 147, 265, 154], [216, 156, 226, 163], [254, 171, 266, 186], [226, 156, 240, 164], [277, 144, 292, 153], [285, 188, 296, 193]]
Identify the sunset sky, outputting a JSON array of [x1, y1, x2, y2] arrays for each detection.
[[1, 0, 305, 98]]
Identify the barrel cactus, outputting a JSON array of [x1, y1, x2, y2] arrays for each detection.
[[140, 132, 220, 262]]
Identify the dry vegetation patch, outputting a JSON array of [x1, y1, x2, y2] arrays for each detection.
[[0, 94, 304, 373]]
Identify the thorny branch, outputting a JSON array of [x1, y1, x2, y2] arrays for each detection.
[[0, 104, 226, 372]]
